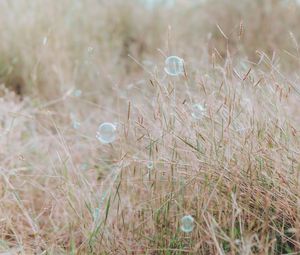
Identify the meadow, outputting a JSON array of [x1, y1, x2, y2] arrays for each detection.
[[0, 0, 300, 254]]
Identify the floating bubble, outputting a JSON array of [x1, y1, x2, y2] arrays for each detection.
[[146, 161, 154, 170], [72, 120, 81, 129], [234, 239, 242, 246], [164, 56, 184, 76], [235, 126, 249, 135], [73, 89, 82, 97], [180, 215, 195, 233], [191, 104, 206, 120], [70, 113, 80, 129], [96, 122, 117, 144], [80, 162, 89, 171]]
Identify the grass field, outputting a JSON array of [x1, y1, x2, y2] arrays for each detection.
[[1, 0, 300, 254]]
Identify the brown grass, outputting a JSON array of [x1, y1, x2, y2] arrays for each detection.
[[0, 0, 300, 254]]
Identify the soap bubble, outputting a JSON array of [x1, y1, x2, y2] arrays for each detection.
[[70, 112, 80, 129], [87, 47, 94, 54], [146, 161, 154, 170], [96, 122, 117, 144], [234, 239, 242, 246], [80, 162, 89, 171], [180, 215, 195, 233], [164, 56, 184, 76], [72, 120, 81, 129], [191, 104, 206, 120], [73, 89, 82, 97]]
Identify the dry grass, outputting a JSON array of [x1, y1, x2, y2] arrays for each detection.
[[0, 0, 300, 254]]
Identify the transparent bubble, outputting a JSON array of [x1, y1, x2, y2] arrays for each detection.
[[191, 104, 206, 120], [87, 46, 94, 54], [164, 56, 184, 76], [146, 161, 154, 170], [72, 120, 81, 129], [180, 215, 195, 233], [234, 239, 242, 246], [80, 162, 89, 171], [96, 122, 117, 144], [70, 112, 80, 129], [73, 89, 82, 97]]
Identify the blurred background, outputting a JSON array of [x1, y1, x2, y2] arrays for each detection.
[[1, 0, 300, 99]]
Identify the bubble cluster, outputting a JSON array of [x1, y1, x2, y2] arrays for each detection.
[[180, 215, 195, 233], [96, 122, 117, 144], [164, 56, 184, 76], [191, 103, 206, 120]]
